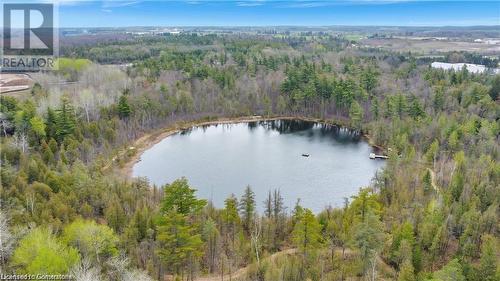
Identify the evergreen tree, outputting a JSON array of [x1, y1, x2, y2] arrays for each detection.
[[292, 208, 322, 278], [433, 88, 445, 111], [408, 96, 425, 120], [156, 211, 203, 277], [118, 94, 132, 119], [157, 178, 206, 278], [423, 170, 433, 194], [105, 198, 127, 233], [398, 261, 416, 281], [239, 185, 256, 235], [29, 116, 46, 142], [264, 190, 273, 219], [360, 66, 379, 94], [489, 75, 500, 100], [353, 211, 385, 279], [161, 178, 207, 216], [272, 189, 286, 248], [425, 140, 439, 165], [45, 107, 57, 139], [223, 194, 240, 245], [477, 235, 497, 281], [202, 218, 219, 273], [350, 188, 381, 222], [349, 100, 364, 130], [433, 259, 465, 281], [395, 93, 407, 118], [55, 96, 76, 142]]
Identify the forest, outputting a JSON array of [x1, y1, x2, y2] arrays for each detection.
[[0, 32, 499, 281]]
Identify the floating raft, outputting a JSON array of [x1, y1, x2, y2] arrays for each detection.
[[369, 153, 388, 159]]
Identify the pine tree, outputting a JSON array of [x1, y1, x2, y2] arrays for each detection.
[[293, 208, 322, 256], [353, 211, 385, 279], [395, 93, 407, 118], [360, 66, 379, 94], [433, 259, 465, 281], [423, 170, 432, 194], [489, 75, 500, 100], [45, 107, 57, 140], [477, 235, 497, 281], [272, 189, 286, 249], [264, 191, 272, 219], [239, 185, 256, 235], [29, 116, 46, 142], [157, 178, 206, 278], [118, 94, 131, 119], [408, 96, 425, 120], [104, 199, 127, 233], [292, 208, 322, 279], [161, 178, 206, 216], [55, 96, 75, 142], [398, 261, 416, 281], [349, 100, 364, 130], [425, 140, 439, 165], [433, 88, 445, 111], [156, 211, 203, 277], [202, 218, 219, 273], [350, 188, 381, 222], [223, 194, 240, 245]]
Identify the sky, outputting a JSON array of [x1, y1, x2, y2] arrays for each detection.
[[4, 1, 500, 27]]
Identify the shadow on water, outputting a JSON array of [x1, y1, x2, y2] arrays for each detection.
[[182, 122, 240, 135], [179, 119, 363, 144], [256, 119, 315, 133], [255, 119, 363, 143]]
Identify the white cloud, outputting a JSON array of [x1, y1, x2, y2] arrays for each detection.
[[277, 0, 414, 9], [102, 1, 141, 8], [236, 0, 266, 7]]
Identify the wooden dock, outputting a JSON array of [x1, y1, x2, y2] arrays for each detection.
[[369, 153, 388, 159]]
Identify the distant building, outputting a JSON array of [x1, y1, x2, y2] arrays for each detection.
[[431, 62, 500, 74], [473, 38, 500, 45]]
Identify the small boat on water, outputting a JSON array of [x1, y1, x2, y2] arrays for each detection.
[[302, 154, 310, 157]]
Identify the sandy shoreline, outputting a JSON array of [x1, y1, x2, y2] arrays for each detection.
[[114, 115, 378, 178]]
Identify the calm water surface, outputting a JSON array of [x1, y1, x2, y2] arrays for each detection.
[[133, 120, 385, 213]]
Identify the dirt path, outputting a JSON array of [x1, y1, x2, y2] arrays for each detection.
[[193, 247, 395, 281], [195, 248, 297, 281], [427, 167, 440, 192]]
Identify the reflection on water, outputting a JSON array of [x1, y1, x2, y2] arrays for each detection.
[[133, 119, 385, 213], [187, 119, 363, 142]]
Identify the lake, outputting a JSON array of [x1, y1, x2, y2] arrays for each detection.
[[132, 119, 385, 213]]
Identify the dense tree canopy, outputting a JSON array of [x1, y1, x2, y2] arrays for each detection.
[[1, 31, 498, 281]]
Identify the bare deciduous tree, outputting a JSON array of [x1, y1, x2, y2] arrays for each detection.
[[0, 211, 13, 271], [71, 258, 102, 281]]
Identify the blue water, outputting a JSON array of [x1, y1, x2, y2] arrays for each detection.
[[133, 120, 385, 213]]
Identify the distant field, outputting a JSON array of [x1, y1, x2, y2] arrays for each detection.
[[343, 34, 365, 42], [361, 37, 500, 55]]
